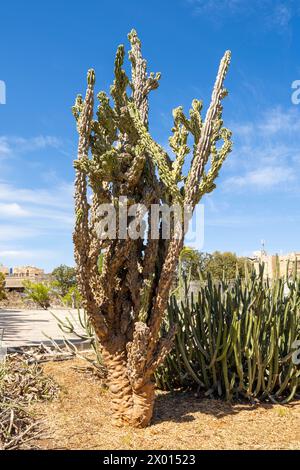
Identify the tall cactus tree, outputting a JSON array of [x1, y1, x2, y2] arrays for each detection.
[[73, 30, 232, 427]]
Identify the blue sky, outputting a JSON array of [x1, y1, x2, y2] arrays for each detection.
[[0, 0, 300, 271]]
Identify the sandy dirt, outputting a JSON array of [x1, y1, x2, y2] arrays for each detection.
[[32, 359, 300, 450]]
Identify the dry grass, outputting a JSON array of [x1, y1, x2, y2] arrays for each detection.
[[33, 359, 300, 450], [0, 356, 59, 449]]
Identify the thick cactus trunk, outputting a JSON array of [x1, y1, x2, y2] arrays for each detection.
[[101, 341, 133, 427], [131, 381, 155, 428], [102, 340, 155, 427]]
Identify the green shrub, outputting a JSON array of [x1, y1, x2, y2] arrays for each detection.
[[23, 281, 51, 309], [0, 273, 6, 301], [62, 286, 82, 308]]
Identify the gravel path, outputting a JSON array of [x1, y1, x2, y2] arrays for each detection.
[[0, 309, 85, 348]]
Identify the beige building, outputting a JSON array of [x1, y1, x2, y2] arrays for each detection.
[[0, 266, 10, 276], [12, 266, 44, 278], [252, 251, 300, 279], [1, 265, 46, 291]]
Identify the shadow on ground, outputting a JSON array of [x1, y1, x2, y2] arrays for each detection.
[[152, 390, 299, 425], [0, 310, 48, 345], [0, 308, 80, 347]]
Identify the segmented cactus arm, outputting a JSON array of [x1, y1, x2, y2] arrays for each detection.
[[185, 51, 231, 207], [127, 102, 182, 203], [128, 29, 161, 127]]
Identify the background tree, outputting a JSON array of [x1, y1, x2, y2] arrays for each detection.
[[73, 30, 232, 427], [23, 281, 51, 310], [206, 251, 252, 280], [179, 247, 211, 280], [62, 286, 82, 309], [51, 265, 76, 297], [0, 273, 6, 301]]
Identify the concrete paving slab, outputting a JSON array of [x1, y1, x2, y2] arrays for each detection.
[[0, 308, 86, 348]]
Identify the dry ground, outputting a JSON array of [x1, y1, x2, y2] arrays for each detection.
[[32, 359, 300, 450]]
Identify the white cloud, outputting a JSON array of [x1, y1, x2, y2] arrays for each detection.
[[0, 181, 74, 248], [0, 181, 73, 209], [231, 124, 253, 138], [187, 0, 246, 15], [0, 225, 41, 241], [28, 206, 73, 226], [10, 135, 61, 152], [232, 107, 300, 138], [0, 249, 54, 260], [225, 166, 295, 189], [258, 107, 300, 135], [0, 137, 12, 158], [0, 135, 63, 161], [0, 135, 65, 167], [0, 203, 29, 218], [0, 134, 75, 270], [206, 213, 299, 227], [187, 0, 298, 31], [224, 106, 300, 192], [271, 3, 292, 29]]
